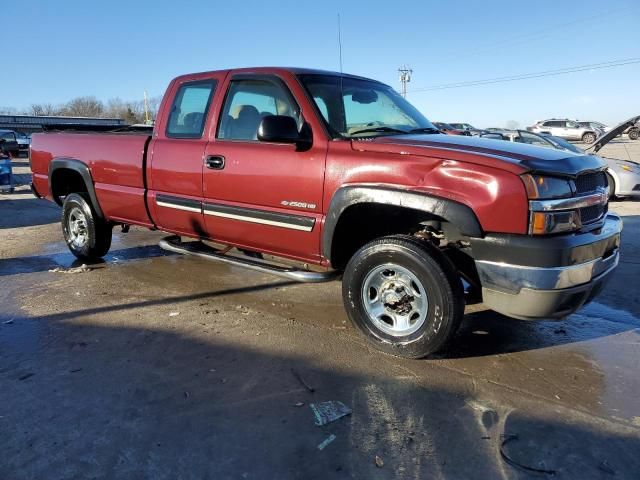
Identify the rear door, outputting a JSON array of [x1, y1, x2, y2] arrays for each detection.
[[201, 73, 328, 262], [148, 74, 225, 237]]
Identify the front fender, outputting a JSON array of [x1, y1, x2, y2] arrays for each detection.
[[322, 185, 483, 259]]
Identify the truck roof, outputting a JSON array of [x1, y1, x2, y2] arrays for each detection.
[[172, 66, 386, 85]]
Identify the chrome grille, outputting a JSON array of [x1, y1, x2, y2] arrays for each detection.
[[575, 171, 606, 194]]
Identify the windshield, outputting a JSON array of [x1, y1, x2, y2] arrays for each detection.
[[298, 74, 436, 138], [0, 131, 16, 141]]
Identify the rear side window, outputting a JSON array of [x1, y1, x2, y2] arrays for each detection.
[[166, 80, 216, 138]]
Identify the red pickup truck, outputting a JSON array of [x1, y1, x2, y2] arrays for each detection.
[[30, 67, 621, 358]]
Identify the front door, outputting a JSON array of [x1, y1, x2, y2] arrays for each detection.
[[202, 74, 327, 262]]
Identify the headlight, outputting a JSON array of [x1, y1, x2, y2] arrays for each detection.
[[521, 174, 582, 235], [521, 174, 573, 199]]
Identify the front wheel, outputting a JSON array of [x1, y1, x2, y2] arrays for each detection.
[[61, 193, 112, 260], [629, 128, 639, 141], [342, 235, 464, 358], [582, 132, 596, 144]]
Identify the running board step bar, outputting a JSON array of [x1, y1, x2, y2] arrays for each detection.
[[159, 236, 340, 283]]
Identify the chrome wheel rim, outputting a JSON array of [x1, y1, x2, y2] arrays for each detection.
[[362, 263, 428, 337], [67, 207, 88, 249]]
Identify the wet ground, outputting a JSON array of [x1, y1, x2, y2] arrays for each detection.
[[1, 146, 640, 479]]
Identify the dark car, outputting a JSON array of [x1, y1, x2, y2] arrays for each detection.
[[432, 122, 471, 136], [0, 130, 19, 157], [448, 123, 485, 136]]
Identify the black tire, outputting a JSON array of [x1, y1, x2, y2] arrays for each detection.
[[342, 235, 464, 358], [61, 193, 112, 260], [605, 172, 616, 200], [582, 132, 596, 144], [629, 129, 639, 141]]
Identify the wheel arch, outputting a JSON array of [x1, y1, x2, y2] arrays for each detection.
[[606, 168, 619, 196], [48, 158, 104, 218], [323, 186, 483, 269]]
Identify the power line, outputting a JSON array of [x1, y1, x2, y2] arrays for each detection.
[[408, 58, 640, 93], [458, 6, 625, 61]]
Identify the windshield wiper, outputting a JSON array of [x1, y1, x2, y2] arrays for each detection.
[[349, 127, 409, 136], [408, 127, 441, 134]]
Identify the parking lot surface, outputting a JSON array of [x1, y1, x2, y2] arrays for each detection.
[[1, 142, 640, 479]]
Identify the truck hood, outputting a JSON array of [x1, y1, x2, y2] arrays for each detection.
[[352, 133, 605, 176], [586, 114, 640, 153]]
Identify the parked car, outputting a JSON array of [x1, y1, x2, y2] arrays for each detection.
[[0, 130, 19, 157], [448, 123, 485, 136], [0, 141, 14, 193], [577, 121, 612, 133], [15, 131, 30, 156], [30, 66, 620, 358], [432, 122, 471, 136], [623, 120, 639, 140], [528, 119, 602, 143], [480, 127, 640, 199]]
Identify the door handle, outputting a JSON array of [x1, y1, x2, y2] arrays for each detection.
[[205, 155, 225, 170]]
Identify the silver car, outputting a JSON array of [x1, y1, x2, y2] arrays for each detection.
[[528, 118, 602, 143], [481, 126, 640, 199]]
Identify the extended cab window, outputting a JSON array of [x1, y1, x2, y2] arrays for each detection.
[[166, 81, 216, 138], [217, 78, 301, 141]]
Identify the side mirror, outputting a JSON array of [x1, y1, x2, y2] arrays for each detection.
[[257, 115, 300, 144]]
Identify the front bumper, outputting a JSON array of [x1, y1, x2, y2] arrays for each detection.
[[471, 214, 622, 319]]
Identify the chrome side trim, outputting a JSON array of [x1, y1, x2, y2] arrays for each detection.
[[156, 201, 202, 214], [475, 248, 619, 293], [204, 210, 314, 231], [529, 189, 608, 212], [203, 203, 315, 232]]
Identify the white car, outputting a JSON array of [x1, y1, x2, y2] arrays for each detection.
[[528, 119, 602, 143]]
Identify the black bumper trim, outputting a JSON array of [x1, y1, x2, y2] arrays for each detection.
[[470, 214, 622, 268]]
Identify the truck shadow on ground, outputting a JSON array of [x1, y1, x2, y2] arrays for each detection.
[[1, 301, 639, 479], [0, 197, 60, 229], [0, 245, 175, 276]]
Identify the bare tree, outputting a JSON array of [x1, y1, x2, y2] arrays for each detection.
[[30, 103, 59, 116], [59, 96, 105, 117]]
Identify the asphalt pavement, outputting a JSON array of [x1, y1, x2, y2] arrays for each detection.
[[1, 142, 640, 479]]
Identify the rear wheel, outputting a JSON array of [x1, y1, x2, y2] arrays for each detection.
[[342, 235, 464, 358], [582, 132, 596, 144], [629, 128, 639, 141], [61, 193, 112, 259]]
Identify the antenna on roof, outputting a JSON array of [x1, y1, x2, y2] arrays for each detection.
[[337, 13, 343, 74]]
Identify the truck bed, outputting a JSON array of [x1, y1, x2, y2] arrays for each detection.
[[31, 131, 154, 226]]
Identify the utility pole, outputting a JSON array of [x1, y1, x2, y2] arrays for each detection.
[[143, 90, 151, 125], [398, 65, 412, 98]]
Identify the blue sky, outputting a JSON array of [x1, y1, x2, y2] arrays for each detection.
[[3, 0, 638, 128]]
